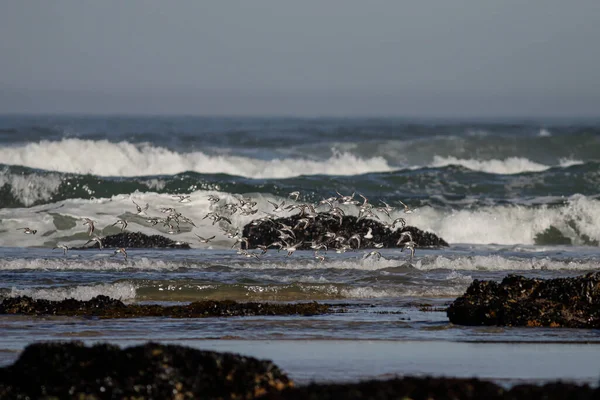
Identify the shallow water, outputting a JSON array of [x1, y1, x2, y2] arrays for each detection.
[[1, 116, 600, 386]]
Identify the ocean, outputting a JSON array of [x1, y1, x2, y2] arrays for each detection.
[[0, 115, 599, 385]]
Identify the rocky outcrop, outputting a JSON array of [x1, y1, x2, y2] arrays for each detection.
[[73, 231, 191, 249], [1, 342, 597, 399], [243, 214, 448, 250], [0, 295, 331, 318], [265, 378, 597, 400], [447, 272, 600, 328], [0, 342, 292, 399]]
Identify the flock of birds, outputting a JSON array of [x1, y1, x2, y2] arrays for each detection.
[[16, 190, 418, 263]]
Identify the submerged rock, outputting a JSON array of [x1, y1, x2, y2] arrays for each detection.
[[447, 272, 600, 328], [0, 295, 331, 318], [0, 341, 292, 399], [243, 214, 448, 250], [72, 231, 191, 249]]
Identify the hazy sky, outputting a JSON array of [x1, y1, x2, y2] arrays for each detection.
[[1, 1, 599, 116]]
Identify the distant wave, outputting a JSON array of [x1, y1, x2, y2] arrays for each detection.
[[0, 138, 394, 178], [430, 155, 583, 174]]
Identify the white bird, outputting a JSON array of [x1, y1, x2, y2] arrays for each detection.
[[82, 218, 95, 236], [396, 231, 413, 246], [398, 200, 415, 214], [16, 227, 37, 235], [111, 219, 128, 232], [113, 247, 128, 261], [195, 234, 215, 243], [84, 236, 103, 249], [173, 194, 191, 203], [53, 244, 69, 255], [401, 240, 416, 260], [268, 200, 286, 212], [289, 191, 300, 201], [132, 200, 149, 215], [363, 250, 382, 260]]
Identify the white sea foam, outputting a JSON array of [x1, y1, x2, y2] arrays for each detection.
[[7, 282, 136, 302], [1, 188, 599, 249], [0, 168, 63, 207], [0, 139, 394, 178], [430, 155, 583, 174]]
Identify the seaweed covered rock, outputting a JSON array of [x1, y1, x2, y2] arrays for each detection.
[[73, 231, 190, 249], [0, 295, 331, 318], [264, 377, 598, 400], [447, 272, 600, 328], [0, 341, 292, 399], [243, 214, 448, 250]]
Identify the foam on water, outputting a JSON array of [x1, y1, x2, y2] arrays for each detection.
[[402, 194, 600, 245], [2, 190, 600, 248], [0, 167, 63, 207], [0, 139, 394, 178], [6, 282, 136, 302], [430, 155, 583, 174]]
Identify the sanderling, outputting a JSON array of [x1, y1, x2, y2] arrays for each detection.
[[195, 234, 215, 243], [84, 236, 103, 249], [16, 227, 37, 235], [401, 240, 416, 260], [348, 234, 362, 249], [399, 200, 415, 214], [268, 200, 286, 213], [283, 240, 303, 256], [289, 191, 300, 201], [396, 231, 413, 246], [207, 195, 220, 204], [314, 251, 325, 262], [83, 218, 95, 236], [173, 195, 191, 203], [113, 247, 128, 261], [132, 200, 149, 215], [377, 201, 394, 217], [392, 217, 406, 229], [111, 219, 128, 232], [231, 237, 249, 249], [363, 250, 382, 260], [53, 244, 69, 255]]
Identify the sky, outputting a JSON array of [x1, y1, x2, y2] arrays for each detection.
[[1, 1, 599, 117]]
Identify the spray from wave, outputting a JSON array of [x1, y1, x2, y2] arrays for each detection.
[[0, 139, 394, 178]]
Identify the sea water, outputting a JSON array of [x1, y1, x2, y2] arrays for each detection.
[[0, 116, 599, 385]]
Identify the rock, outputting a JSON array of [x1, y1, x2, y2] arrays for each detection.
[[447, 272, 600, 328], [72, 231, 191, 249], [0, 295, 331, 318], [264, 377, 598, 400], [0, 342, 597, 399], [243, 214, 448, 250], [0, 341, 293, 399]]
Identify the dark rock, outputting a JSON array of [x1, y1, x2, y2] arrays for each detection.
[[1, 341, 597, 399], [0, 341, 292, 399], [0, 295, 331, 318], [264, 377, 598, 400], [72, 231, 191, 249], [243, 214, 448, 250], [447, 272, 600, 328]]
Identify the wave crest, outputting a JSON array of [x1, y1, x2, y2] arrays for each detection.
[[0, 139, 394, 178], [430, 155, 582, 175]]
